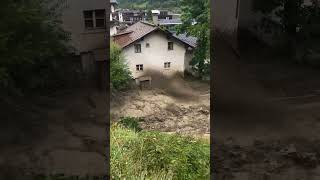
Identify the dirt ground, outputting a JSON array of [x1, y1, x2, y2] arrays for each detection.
[[0, 88, 108, 177], [111, 75, 210, 138], [213, 35, 320, 179]]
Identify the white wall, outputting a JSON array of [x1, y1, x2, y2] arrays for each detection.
[[110, 26, 117, 36], [122, 31, 187, 79], [61, 0, 107, 55]]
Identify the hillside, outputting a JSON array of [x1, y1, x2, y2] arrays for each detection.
[[118, 0, 180, 11]]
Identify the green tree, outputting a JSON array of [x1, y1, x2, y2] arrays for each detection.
[[147, 9, 153, 22], [0, 0, 72, 94], [253, 0, 320, 57], [110, 41, 132, 91], [177, 0, 210, 79]]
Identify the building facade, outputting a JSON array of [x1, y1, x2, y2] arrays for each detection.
[[60, 0, 108, 89], [112, 22, 197, 79], [121, 10, 147, 25]]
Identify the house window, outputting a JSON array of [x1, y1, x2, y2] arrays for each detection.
[[134, 44, 141, 53], [95, 9, 106, 28], [84, 11, 94, 29], [146, 43, 150, 48], [83, 9, 106, 29], [164, 62, 171, 69], [168, 42, 174, 50], [136, 64, 143, 71]]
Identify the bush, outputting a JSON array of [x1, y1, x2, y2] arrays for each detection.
[[110, 41, 132, 91], [111, 120, 210, 179], [118, 117, 143, 132], [0, 0, 73, 94]]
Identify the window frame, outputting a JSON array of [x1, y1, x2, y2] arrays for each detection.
[[83, 9, 106, 30], [168, 42, 174, 50], [136, 64, 143, 71], [94, 9, 106, 29], [134, 44, 142, 53], [164, 62, 171, 69]]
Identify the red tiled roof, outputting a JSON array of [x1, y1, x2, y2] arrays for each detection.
[[112, 21, 158, 48], [112, 21, 197, 49]]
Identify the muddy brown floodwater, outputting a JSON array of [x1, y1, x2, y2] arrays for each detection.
[[111, 74, 210, 138], [213, 36, 320, 179]]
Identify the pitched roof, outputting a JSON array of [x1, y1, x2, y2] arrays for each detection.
[[112, 21, 158, 48], [112, 21, 197, 49], [173, 33, 197, 48]]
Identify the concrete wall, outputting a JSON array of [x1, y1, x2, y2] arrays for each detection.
[[61, 0, 107, 55], [122, 31, 187, 79], [212, 0, 240, 47]]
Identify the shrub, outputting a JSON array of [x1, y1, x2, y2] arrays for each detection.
[[110, 41, 132, 91], [111, 121, 210, 179], [0, 0, 73, 94], [118, 117, 143, 132]]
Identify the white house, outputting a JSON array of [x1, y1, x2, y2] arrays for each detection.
[[112, 21, 197, 79]]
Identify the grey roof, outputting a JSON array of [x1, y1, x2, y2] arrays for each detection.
[[173, 33, 197, 48], [158, 19, 182, 25]]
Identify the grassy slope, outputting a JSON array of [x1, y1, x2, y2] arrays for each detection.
[[111, 123, 210, 179]]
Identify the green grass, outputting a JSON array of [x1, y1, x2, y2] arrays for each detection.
[[111, 118, 210, 179]]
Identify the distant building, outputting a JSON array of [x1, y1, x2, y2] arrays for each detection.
[[110, 0, 119, 36], [121, 10, 147, 25], [158, 19, 182, 31], [112, 21, 197, 79], [151, 9, 182, 27]]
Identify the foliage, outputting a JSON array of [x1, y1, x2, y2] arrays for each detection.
[[253, 0, 320, 57], [118, 0, 180, 11], [177, 0, 210, 79], [110, 41, 132, 91], [0, 0, 73, 94], [33, 174, 105, 180], [111, 120, 210, 179], [146, 9, 153, 22], [118, 116, 143, 131]]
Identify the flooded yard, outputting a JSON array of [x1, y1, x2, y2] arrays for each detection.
[[111, 76, 210, 137]]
